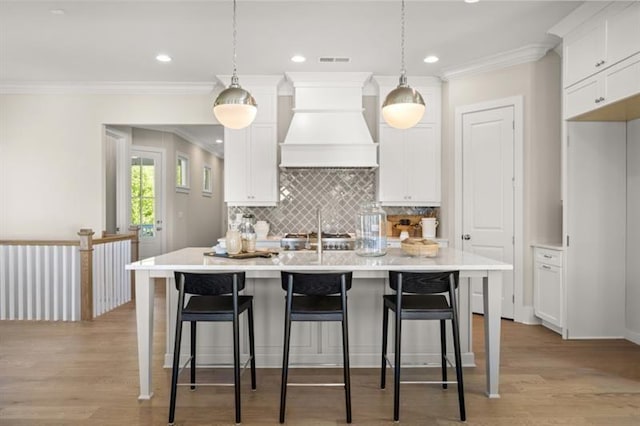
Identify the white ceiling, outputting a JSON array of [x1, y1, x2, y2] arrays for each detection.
[[0, 0, 586, 156]]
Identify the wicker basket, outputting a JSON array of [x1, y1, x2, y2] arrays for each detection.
[[400, 238, 439, 257]]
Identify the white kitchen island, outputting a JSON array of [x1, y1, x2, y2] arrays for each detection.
[[127, 247, 512, 401]]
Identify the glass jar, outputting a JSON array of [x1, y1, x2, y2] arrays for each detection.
[[226, 219, 243, 255], [240, 214, 256, 253], [355, 202, 387, 257]]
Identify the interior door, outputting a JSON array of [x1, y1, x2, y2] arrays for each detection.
[[462, 106, 515, 319], [130, 148, 164, 259]]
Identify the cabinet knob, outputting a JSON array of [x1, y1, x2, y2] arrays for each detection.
[[595, 60, 605, 67], [462, 234, 471, 240]]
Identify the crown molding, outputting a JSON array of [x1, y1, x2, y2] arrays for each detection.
[[440, 44, 555, 82], [0, 81, 216, 95], [547, 1, 611, 38], [372, 75, 442, 89]]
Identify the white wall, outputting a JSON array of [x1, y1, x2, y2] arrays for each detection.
[[442, 52, 563, 307], [627, 118, 640, 342], [0, 93, 215, 239]]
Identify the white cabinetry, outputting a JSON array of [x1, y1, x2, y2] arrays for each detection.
[[564, 2, 640, 89], [378, 124, 440, 206], [218, 76, 281, 206], [565, 53, 640, 119], [533, 246, 564, 333], [224, 123, 278, 206], [374, 76, 442, 206]]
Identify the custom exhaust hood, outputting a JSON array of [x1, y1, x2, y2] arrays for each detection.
[[280, 72, 378, 168]]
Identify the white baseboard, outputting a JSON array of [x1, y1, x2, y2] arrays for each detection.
[[517, 305, 541, 325], [625, 329, 640, 345]]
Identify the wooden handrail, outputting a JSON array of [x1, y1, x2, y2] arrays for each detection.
[[94, 233, 137, 245], [0, 240, 79, 246]]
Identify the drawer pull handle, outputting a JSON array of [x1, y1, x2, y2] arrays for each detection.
[[543, 254, 553, 258], [541, 265, 552, 270], [595, 60, 605, 67]]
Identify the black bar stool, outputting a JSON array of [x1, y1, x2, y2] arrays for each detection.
[[168, 271, 256, 425], [279, 271, 353, 424], [381, 271, 466, 422]]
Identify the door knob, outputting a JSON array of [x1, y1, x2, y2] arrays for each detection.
[[462, 234, 471, 240]]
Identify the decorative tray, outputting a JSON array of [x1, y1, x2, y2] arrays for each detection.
[[204, 250, 277, 259]]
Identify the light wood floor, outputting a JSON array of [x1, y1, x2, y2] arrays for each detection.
[[1, 288, 639, 426]]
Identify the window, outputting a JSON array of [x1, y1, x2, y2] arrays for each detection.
[[131, 156, 156, 238], [176, 152, 190, 192], [203, 165, 212, 196]]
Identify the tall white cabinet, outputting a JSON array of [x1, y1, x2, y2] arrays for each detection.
[[550, 2, 640, 342], [374, 77, 442, 206], [218, 76, 282, 206]]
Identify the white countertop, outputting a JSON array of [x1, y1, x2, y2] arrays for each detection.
[[127, 247, 512, 272]]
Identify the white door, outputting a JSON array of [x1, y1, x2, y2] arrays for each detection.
[[130, 148, 164, 259], [462, 106, 514, 319]]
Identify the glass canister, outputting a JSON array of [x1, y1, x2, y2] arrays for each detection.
[[240, 214, 256, 253], [226, 217, 243, 255], [355, 202, 387, 257]]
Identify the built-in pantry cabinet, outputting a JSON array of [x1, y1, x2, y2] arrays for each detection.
[[551, 2, 640, 341], [374, 77, 442, 206], [562, 2, 640, 120]]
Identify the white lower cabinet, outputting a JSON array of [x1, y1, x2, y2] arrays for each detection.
[[533, 246, 564, 334]]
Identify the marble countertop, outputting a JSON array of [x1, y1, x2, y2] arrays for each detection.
[[127, 247, 512, 272]]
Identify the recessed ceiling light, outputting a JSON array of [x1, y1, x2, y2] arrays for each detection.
[[50, 9, 65, 15], [424, 55, 439, 64], [464, 0, 480, 4], [215, 139, 223, 144], [155, 54, 172, 63], [291, 55, 306, 63]]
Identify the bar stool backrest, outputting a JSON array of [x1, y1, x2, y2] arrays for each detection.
[[174, 271, 246, 295], [280, 271, 353, 295], [389, 271, 459, 294]]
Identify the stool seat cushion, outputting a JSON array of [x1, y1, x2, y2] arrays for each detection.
[[291, 295, 343, 314]]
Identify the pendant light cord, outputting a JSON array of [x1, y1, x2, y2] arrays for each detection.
[[231, 0, 239, 85], [401, 0, 405, 77]]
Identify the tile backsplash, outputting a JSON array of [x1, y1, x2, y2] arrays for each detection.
[[229, 169, 438, 235]]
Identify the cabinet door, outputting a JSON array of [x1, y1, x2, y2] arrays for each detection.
[[564, 23, 606, 88], [603, 54, 640, 106], [405, 125, 440, 205], [248, 124, 278, 205], [564, 75, 602, 120], [224, 128, 250, 203], [605, 2, 640, 67], [378, 125, 407, 204], [534, 262, 563, 327]]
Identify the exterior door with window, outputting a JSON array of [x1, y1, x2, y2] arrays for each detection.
[[130, 148, 164, 259]]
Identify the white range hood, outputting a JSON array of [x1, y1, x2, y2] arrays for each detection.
[[280, 72, 378, 168]]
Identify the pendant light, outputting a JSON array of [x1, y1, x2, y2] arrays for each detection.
[[213, 0, 257, 130], [382, 0, 425, 130]]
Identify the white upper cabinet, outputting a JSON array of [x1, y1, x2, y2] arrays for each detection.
[[224, 123, 278, 206], [378, 124, 441, 206], [564, 2, 640, 89]]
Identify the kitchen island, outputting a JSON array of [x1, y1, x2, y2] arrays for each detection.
[[127, 247, 512, 401]]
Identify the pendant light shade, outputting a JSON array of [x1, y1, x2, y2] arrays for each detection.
[[382, 0, 425, 130], [213, 0, 257, 129], [213, 76, 257, 130]]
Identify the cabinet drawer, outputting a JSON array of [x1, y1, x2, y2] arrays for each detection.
[[534, 247, 563, 267]]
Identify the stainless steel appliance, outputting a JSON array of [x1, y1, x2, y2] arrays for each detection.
[[280, 232, 355, 251]]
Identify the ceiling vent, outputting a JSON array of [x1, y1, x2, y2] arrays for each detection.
[[319, 57, 351, 63]]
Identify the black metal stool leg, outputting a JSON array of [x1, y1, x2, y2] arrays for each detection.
[[440, 319, 447, 389], [248, 303, 257, 390], [381, 303, 389, 389], [393, 306, 402, 422], [190, 321, 197, 390], [452, 312, 466, 421], [279, 304, 292, 423], [233, 309, 241, 424], [342, 297, 352, 423], [168, 314, 184, 425]]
